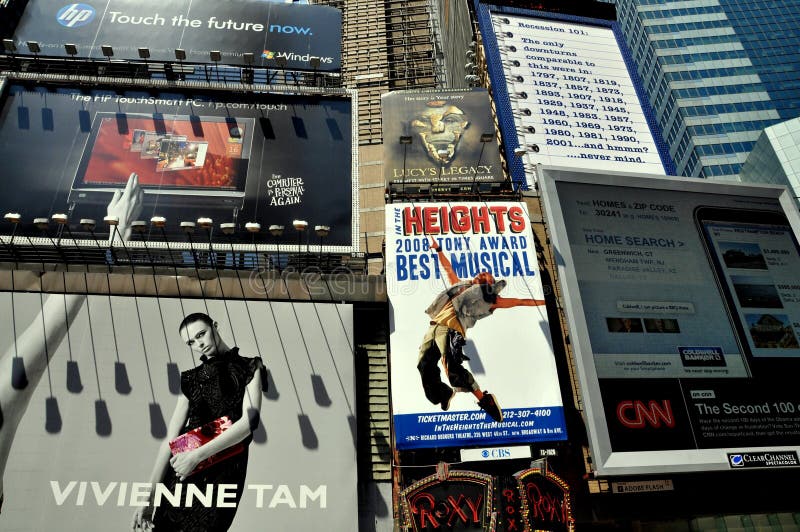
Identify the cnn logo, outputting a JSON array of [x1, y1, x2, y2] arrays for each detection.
[[616, 400, 675, 429]]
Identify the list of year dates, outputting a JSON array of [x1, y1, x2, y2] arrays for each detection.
[[500, 20, 655, 161], [525, 72, 649, 156]]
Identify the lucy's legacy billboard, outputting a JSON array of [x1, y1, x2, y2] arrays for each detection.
[[382, 90, 504, 190]]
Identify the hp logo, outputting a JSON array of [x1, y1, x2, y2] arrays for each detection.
[[57, 4, 96, 28]]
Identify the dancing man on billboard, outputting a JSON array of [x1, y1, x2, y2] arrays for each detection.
[[418, 239, 546, 423]]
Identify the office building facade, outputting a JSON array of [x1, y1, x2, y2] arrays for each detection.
[[616, 0, 800, 180], [740, 117, 800, 206]]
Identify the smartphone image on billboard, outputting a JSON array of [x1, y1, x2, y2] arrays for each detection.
[[695, 206, 800, 375]]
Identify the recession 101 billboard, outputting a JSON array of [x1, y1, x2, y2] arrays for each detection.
[[8, 0, 341, 71], [540, 166, 800, 475], [381, 89, 504, 192], [0, 293, 356, 531], [0, 80, 356, 249], [385, 201, 566, 450], [481, 9, 666, 185]]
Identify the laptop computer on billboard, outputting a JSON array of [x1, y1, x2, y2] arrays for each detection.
[[69, 112, 254, 210]]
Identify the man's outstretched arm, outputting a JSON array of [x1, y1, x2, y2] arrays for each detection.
[[491, 296, 546, 310], [430, 238, 460, 286]]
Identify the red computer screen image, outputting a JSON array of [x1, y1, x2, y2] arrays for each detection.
[[77, 114, 251, 191]]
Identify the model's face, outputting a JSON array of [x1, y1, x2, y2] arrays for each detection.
[[182, 320, 219, 357], [410, 105, 469, 164]]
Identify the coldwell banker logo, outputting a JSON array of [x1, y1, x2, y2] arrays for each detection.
[[57, 3, 96, 27], [679, 346, 726, 367]]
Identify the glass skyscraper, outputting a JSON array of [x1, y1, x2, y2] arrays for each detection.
[[615, 0, 800, 180]]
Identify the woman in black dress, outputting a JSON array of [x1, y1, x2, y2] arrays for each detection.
[[132, 313, 263, 531]]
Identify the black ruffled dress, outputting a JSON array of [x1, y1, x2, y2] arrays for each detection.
[[153, 348, 262, 532]]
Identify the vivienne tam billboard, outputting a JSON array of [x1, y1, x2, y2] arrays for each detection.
[[385, 202, 567, 450], [0, 292, 356, 530]]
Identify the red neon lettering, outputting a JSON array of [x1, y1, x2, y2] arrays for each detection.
[[462, 493, 482, 524], [409, 491, 483, 529], [527, 483, 567, 524], [527, 484, 543, 520], [409, 492, 439, 528], [617, 400, 675, 429], [502, 488, 516, 504], [446, 495, 469, 525]]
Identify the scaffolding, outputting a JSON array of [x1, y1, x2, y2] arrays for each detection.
[[316, 0, 440, 145]]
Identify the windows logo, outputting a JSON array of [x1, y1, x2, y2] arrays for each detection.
[[261, 50, 275, 59]]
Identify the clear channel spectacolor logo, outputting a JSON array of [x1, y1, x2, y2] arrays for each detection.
[[729, 454, 744, 467], [57, 4, 96, 28]]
